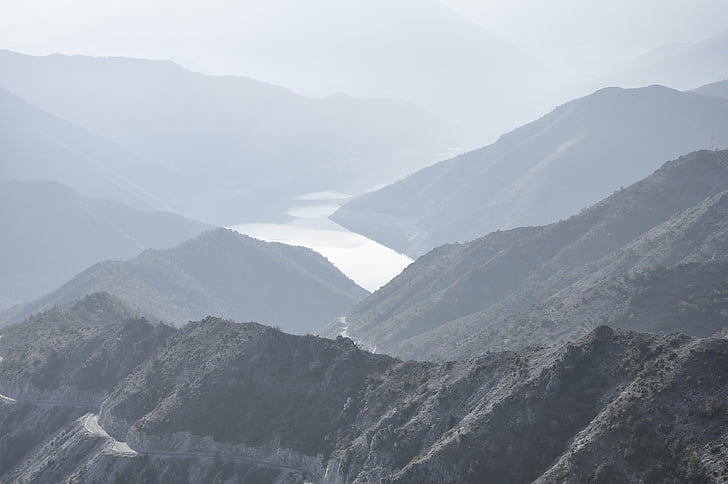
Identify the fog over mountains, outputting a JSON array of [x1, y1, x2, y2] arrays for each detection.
[[0, 180, 207, 310], [0, 86, 161, 210], [599, 31, 728, 92], [0, 49, 457, 224], [0, 0, 551, 142], [1, 2, 728, 483]]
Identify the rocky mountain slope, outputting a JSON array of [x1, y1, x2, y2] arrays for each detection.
[[0, 293, 171, 405], [337, 150, 728, 360], [0, 295, 726, 483], [0, 229, 368, 334], [332, 85, 728, 257], [0, 180, 207, 309], [0, 50, 458, 224]]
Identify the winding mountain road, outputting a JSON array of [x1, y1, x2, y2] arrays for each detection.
[[0, 391, 322, 482], [82, 413, 137, 455]]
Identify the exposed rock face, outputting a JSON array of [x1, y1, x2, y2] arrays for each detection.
[[1, 296, 726, 483], [339, 150, 728, 360], [1, 228, 368, 334], [0, 402, 87, 477]]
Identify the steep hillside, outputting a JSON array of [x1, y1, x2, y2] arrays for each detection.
[[0, 180, 207, 309], [0, 293, 170, 405], [0, 229, 368, 334], [0, 86, 161, 209], [338, 150, 728, 360], [332, 86, 728, 257], [0, 50, 458, 224], [1, 306, 726, 483]]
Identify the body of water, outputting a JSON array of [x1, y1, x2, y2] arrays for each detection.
[[228, 193, 412, 292]]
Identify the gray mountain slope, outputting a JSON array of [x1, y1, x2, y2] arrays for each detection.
[[0, 50, 457, 224], [0, 180, 207, 309], [1, 298, 726, 483], [0, 86, 162, 210], [0, 228, 368, 334], [339, 150, 728, 360], [0, 293, 170, 405], [693, 78, 728, 101], [332, 85, 728, 257]]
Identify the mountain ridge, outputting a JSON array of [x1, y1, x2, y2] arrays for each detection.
[[0, 180, 208, 309], [0, 228, 368, 334], [332, 85, 728, 257], [338, 149, 728, 360], [0, 49, 459, 224]]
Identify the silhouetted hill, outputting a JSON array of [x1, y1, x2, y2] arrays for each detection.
[[0, 86, 161, 209], [332, 86, 728, 257], [0, 180, 207, 309], [0, 50, 458, 224], [1, 303, 726, 483], [337, 150, 728, 360], [0, 228, 368, 334], [694, 79, 728, 101]]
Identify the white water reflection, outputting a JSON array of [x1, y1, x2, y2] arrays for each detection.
[[285, 203, 340, 219], [228, 195, 412, 292]]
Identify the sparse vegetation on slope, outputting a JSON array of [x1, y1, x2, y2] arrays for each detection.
[[3, 299, 726, 483], [340, 150, 728, 360]]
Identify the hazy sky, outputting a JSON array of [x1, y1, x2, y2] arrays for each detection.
[[2, 0, 726, 83], [442, 0, 728, 71], [1, 0, 726, 139]]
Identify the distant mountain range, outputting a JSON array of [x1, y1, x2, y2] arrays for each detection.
[[336, 150, 728, 360], [602, 30, 728, 91], [0, 180, 207, 310], [1, 294, 726, 483], [694, 78, 728, 101], [0, 228, 368, 334], [0, 86, 161, 210], [0, 0, 550, 142], [0, 49, 459, 224], [332, 85, 728, 257]]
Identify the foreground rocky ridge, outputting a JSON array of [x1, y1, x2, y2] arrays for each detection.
[[0, 295, 726, 483]]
